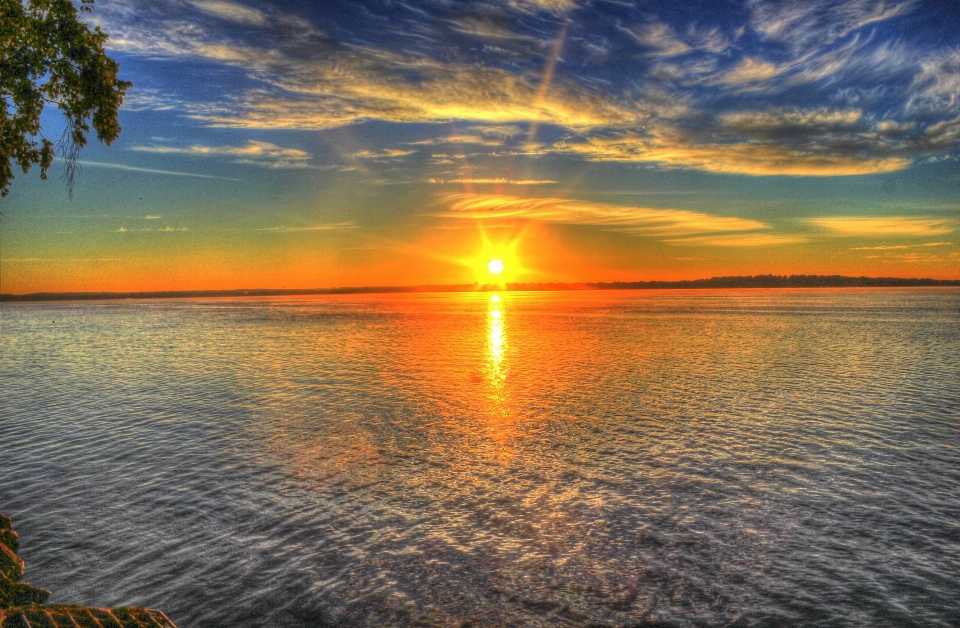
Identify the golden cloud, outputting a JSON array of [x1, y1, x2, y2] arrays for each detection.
[[806, 217, 956, 236], [851, 242, 950, 250], [211, 58, 639, 131], [428, 178, 557, 185], [663, 233, 808, 247], [439, 193, 770, 237]]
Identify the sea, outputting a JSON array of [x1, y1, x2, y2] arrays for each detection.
[[1, 289, 958, 627]]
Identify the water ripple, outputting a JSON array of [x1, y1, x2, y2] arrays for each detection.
[[1, 289, 959, 627]]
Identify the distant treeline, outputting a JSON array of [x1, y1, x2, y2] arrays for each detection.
[[2, 275, 958, 302], [584, 274, 960, 290]]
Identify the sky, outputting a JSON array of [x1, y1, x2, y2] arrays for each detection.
[[2, 0, 960, 293]]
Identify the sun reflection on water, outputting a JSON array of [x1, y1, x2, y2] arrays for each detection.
[[486, 293, 513, 458], [488, 294, 506, 376]]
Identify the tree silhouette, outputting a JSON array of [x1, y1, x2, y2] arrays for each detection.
[[0, 0, 130, 197]]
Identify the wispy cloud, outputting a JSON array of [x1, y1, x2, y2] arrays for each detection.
[[806, 217, 956, 237], [75, 160, 242, 181], [663, 233, 808, 247], [212, 64, 637, 131], [427, 178, 557, 185], [908, 49, 960, 114], [184, 0, 266, 25], [410, 125, 525, 147], [94, 1, 646, 131], [255, 222, 358, 232], [448, 17, 539, 42], [719, 58, 784, 85], [131, 141, 311, 168], [720, 108, 863, 138], [852, 241, 952, 250], [508, 0, 577, 14], [438, 194, 771, 240], [618, 22, 691, 56], [114, 227, 189, 232], [553, 133, 909, 176], [409, 135, 504, 147], [748, 0, 915, 51], [1, 258, 122, 263], [351, 149, 416, 159], [121, 87, 186, 111]]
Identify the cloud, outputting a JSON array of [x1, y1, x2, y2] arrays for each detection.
[[921, 116, 960, 149], [94, 1, 643, 132], [1, 258, 122, 263], [211, 61, 638, 131], [663, 234, 808, 247], [412, 125, 526, 146], [131, 141, 311, 168], [619, 22, 691, 56], [410, 135, 504, 147], [255, 222, 358, 232], [121, 87, 186, 111], [720, 108, 863, 140], [114, 227, 188, 232], [908, 49, 960, 114], [876, 120, 917, 136], [720, 58, 784, 85], [749, 0, 915, 51], [806, 217, 956, 237], [892, 251, 949, 263], [473, 125, 525, 140], [714, 31, 915, 97], [684, 25, 730, 54], [93, 0, 960, 177], [427, 178, 557, 185], [75, 160, 242, 180], [99, 11, 636, 130], [351, 149, 416, 159], [439, 193, 770, 238], [851, 241, 951, 250], [554, 133, 909, 176], [448, 17, 539, 41], [507, 0, 577, 14], [185, 0, 265, 25]]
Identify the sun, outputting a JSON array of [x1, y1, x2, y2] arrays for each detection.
[[452, 226, 528, 284]]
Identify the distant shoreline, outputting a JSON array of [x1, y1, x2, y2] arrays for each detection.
[[2, 275, 959, 302]]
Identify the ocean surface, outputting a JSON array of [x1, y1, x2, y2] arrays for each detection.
[[1, 289, 959, 627]]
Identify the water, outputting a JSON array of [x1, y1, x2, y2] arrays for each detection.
[[1, 289, 959, 627]]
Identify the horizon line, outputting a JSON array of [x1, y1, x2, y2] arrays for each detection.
[[2, 274, 959, 302]]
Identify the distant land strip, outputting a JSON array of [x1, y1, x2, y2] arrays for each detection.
[[2, 275, 959, 302]]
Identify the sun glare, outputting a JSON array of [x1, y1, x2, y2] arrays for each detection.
[[453, 226, 528, 284]]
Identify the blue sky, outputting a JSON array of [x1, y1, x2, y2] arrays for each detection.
[[2, 0, 959, 292]]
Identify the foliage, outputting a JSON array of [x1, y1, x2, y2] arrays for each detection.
[[0, 0, 130, 197]]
